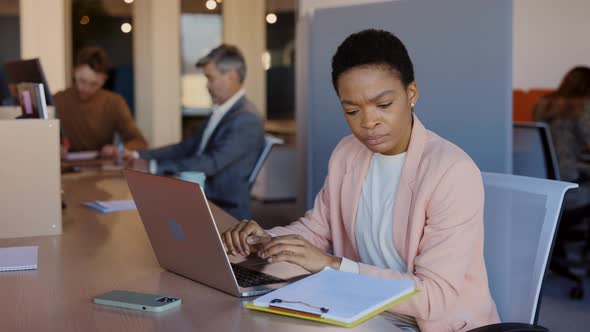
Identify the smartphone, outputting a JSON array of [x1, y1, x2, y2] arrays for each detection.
[[93, 290, 182, 312]]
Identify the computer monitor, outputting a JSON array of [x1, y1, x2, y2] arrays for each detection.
[[4, 58, 54, 106]]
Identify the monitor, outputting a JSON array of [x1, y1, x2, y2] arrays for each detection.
[[4, 58, 54, 106]]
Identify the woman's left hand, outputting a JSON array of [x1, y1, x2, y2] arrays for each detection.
[[257, 234, 342, 273]]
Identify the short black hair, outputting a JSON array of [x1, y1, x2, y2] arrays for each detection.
[[331, 29, 414, 92]]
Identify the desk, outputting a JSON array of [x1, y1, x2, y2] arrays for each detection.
[[0, 171, 401, 331]]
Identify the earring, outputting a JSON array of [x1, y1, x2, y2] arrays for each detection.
[[411, 102, 415, 108]]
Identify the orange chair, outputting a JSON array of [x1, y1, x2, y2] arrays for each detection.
[[513, 89, 529, 122], [513, 89, 554, 122]]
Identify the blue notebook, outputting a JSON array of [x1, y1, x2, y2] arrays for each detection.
[[84, 200, 136, 213]]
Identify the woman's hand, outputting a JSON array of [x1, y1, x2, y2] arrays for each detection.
[[100, 144, 117, 158], [257, 234, 342, 273], [221, 220, 271, 256]]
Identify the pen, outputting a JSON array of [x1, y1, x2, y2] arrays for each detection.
[[117, 142, 123, 165]]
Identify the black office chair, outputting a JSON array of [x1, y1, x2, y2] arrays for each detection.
[[513, 122, 589, 299], [513, 122, 560, 180]]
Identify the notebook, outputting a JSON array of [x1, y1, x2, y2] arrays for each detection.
[[65, 151, 99, 161], [246, 267, 418, 327], [84, 200, 137, 213], [0, 246, 38, 272]]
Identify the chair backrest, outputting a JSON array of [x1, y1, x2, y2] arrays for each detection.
[[513, 122, 560, 180], [481, 172, 576, 324], [248, 134, 284, 188]]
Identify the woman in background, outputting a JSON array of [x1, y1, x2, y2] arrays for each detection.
[[533, 66, 590, 268], [533, 66, 590, 209]]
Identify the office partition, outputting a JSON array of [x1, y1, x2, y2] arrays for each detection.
[[299, 0, 512, 207]]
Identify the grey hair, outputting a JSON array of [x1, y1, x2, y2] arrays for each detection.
[[196, 44, 246, 83]]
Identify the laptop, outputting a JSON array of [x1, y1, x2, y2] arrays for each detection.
[[124, 169, 291, 297]]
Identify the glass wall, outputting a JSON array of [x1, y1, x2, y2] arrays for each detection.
[[71, 0, 134, 112], [265, 0, 295, 120], [0, 0, 20, 105], [179, 0, 222, 138], [180, 0, 222, 116]]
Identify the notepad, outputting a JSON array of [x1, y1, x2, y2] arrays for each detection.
[[0, 246, 38, 272], [65, 150, 99, 161], [84, 200, 136, 213], [246, 267, 418, 327]]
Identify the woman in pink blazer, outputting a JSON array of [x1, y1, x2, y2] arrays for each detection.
[[222, 29, 499, 332]]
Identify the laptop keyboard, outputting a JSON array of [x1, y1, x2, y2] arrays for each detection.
[[231, 264, 285, 288]]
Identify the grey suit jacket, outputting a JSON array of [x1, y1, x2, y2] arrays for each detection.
[[138, 96, 264, 220]]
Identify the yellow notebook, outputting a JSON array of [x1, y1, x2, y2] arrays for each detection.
[[245, 267, 418, 328]]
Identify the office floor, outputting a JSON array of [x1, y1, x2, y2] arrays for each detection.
[[251, 199, 590, 332]]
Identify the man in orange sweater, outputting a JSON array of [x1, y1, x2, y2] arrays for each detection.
[[54, 47, 147, 156]]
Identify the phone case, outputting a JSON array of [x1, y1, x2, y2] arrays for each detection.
[[93, 290, 182, 312]]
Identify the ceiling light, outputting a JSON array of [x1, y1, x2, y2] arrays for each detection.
[[266, 13, 277, 24], [121, 23, 132, 33], [206, 0, 217, 10], [262, 51, 271, 71], [80, 15, 90, 25]]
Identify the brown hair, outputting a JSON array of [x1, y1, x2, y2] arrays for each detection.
[[542, 66, 590, 120], [74, 46, 112, 74]]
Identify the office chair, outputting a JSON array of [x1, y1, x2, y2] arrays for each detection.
[[248, 134, 284, 189], [467, 172, 576, 332], [513, 122, 589, 299], [513, 122, 560, 180]]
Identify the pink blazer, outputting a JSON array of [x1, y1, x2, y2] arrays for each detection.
[[269, 115, 500, 332]]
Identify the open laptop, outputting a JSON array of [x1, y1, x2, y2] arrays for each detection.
[[124, 169, 291, 297]]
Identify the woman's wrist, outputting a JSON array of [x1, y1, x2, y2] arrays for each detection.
[[329, 256, 343, 270]]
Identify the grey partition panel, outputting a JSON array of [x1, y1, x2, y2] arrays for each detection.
[[305, 0, 512, 206]]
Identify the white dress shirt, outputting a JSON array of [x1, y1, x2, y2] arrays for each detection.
[[197, 88, 246, 155]]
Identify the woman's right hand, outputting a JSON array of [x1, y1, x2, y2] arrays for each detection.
[[221, 220, 271, 256]]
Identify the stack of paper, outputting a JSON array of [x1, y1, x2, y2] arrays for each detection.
[[84, 200, 136, 213], [0, 246, 38, 272], [65, 151, 99, 161], [247, 267, 417, 327]]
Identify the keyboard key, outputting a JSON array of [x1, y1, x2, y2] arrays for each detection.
[[231, 264, 285, 288]]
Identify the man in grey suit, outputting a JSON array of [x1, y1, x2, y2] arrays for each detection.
[[123, 45, 265, 220]]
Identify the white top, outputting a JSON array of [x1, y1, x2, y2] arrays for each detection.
[[339, 152, 418, 331], [340, 152, 407, 273], [197, 88, 246, 155]]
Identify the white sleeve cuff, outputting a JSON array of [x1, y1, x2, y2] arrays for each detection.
[[339, 257, 360, 274], [149, 159, 158, 174]]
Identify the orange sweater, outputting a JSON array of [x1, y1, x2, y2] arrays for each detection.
[[54, 87, 147, 151]]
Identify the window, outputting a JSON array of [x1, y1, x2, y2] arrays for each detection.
[[0, 0, 20, 105], [180, 0, 222, 115]]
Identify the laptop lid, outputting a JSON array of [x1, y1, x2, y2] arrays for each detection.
[[124, 169, 289, 297]]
